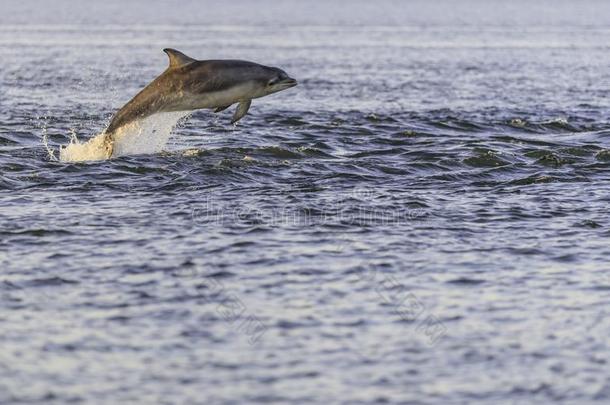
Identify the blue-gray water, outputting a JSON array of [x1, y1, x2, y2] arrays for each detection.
[[2, 0, 610, 403]]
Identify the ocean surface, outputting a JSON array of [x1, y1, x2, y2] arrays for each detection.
[[2, 0, 610, 403]]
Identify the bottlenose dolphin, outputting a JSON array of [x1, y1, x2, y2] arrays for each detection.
[[102, 48, 297, 157]]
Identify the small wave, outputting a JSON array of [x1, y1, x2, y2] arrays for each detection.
[[463, 150, 511, 168], [22, 276, 79, 287], [257, 146, 302, 159], [446, 277, 486, 285], [0, 228, 72, 237], [595, 150, 610, 161], [296, 146, 336, 158]]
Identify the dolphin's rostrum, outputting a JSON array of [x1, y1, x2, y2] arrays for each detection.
[[103, 48, 297, 157]]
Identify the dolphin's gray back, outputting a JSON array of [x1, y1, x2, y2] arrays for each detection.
[[182, 60, 270, 94]]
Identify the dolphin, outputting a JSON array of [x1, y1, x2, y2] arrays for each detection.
[[102, 48, 297, 157]]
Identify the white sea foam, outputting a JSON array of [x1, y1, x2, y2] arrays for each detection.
[[59, 111, 190, 162]]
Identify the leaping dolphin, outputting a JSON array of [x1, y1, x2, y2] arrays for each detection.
[[102, 48, 297, 157]]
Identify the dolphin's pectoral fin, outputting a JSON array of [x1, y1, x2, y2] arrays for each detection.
[[214, 105, 232, 113], [231, 100, 252, 124]]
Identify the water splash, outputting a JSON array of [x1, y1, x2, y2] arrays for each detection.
[[41, 123, 58, 162], [59, 111, 191, 162], [58, 131, 109, 162]]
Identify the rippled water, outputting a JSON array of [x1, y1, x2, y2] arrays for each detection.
[[2, 0, 610, 403]]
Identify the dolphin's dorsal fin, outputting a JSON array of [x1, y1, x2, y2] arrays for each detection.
[[163, 48, 196, 69]]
